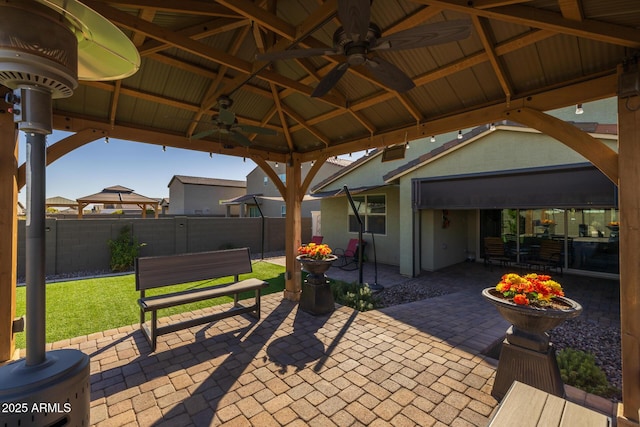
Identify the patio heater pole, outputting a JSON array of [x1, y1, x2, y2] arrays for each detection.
[[0, 2, 139, 425], [252, 195, 265, 260], [24, 129, 47, 366], [366, 229, 383, 292], [343, 186, 363, 285]]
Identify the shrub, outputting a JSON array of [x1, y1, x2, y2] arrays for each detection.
[[108, 225, 146, 272], [330, 280, 379, 312], [557, 348, 619, 398]]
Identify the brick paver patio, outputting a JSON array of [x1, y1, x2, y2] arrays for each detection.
[[16, 260, 620, 426]]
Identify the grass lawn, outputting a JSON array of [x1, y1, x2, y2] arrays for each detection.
[[14, 260, 286, 349]]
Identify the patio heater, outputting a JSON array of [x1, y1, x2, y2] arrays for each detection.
[[0, 1, 139, 425]]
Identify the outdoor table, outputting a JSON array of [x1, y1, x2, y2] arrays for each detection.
[[488, 381, 611, 427]]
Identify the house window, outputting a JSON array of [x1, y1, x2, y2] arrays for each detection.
[[278, 173, 286, 183], [281, 205, 286, 217], [348, 194, 386, 234], [263, 176, 268, 186]]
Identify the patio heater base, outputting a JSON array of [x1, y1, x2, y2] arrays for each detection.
[[0, 349, 90, 426], [492, 339, 564, 401]]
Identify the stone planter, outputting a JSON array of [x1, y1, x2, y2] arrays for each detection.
[[482, 287, 583, 400], [297, 255, 337, 315]]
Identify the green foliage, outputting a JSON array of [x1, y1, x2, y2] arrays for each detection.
[[14, 261, 285, 349], [108, 225, 146, 272], [330, 280, 379, 312], [111, 210, 124, 215], [557, 348, 619, 398]]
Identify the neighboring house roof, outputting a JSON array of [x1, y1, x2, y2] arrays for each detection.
[[168, 175, 246, 188], [383, 121, 618, 183], [45, 196, 78, 207], [77, 185, 159, 204]]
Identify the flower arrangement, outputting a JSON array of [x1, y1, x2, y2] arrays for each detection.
[[496, 273, 565, 306], [608, 221, 619, 227], [297, 243, 333, 260], [541, 219, 555, 225]]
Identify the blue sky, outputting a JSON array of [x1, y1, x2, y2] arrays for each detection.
[[17, 130, 259, 205]]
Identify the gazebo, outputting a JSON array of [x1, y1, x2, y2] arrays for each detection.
[[75, 185, 160, 219], [1, 2, 639, 425]]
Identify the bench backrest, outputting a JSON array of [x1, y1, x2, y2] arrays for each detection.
[[539, 239, 562, 261], [484, 237, 506, 257], [135, 247, 253, 291]]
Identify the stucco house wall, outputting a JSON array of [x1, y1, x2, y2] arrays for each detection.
[[317, 98, 618, 277], [168, 176, 245, 216]]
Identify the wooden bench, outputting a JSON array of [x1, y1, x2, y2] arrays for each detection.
[[528, 239, 563, 275], [135, 248, 269, 351], [489, 381, 611, 427]]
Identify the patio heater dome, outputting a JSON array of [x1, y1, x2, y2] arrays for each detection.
[[0, 1, 139, 426]]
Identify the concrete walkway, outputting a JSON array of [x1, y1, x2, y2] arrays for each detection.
[[29, 260, 621, 426]]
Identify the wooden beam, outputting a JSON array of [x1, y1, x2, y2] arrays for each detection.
[[558, 0, 584, 21], [283, 156, 302, 302], [413, 0, 640, 48], [298, 73, 618, 161], [617, 78, 640, 426], [473, 16, 513, 102], [0, 92, 18, 362], [98, 0, 239, 17], [504, 107, 618, 183]]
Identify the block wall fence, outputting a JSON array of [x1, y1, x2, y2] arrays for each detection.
[[16, 216, 312, 279]]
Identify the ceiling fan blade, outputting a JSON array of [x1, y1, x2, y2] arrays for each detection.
[[312, 62, 350, 98], [238, 124, 277, 136], [257, 47, 340, 62], [365, 57, 415, 93], [373, 20, 472, 52], [218, 108, 235, 125], [230, 131, 252, 147], [191, 128, 219, 140], [338, 0, 371, 42]]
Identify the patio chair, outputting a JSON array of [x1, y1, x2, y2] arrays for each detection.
[[333, 238, 366, 270], [484, 237, 512, 271]]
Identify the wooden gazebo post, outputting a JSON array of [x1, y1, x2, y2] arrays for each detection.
[[617, 84, 640, 427], [283, 155, 302, 301], [0, 97, 19, 362]]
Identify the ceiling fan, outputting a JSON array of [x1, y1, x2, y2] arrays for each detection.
[[256, 0, 471, 97], [191, 95, 277, 146]]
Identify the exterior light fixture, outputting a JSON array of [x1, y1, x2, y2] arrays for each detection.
[[457, 130, 463, 139], [430, 136, 436, 143], [162, 145, 166, 152], [575, 104, 584, 114], [490, 123, 496, 131], [275, 162, 279, 168], [105, 136, 109, 144]]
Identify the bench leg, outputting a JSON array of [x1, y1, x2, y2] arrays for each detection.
[[150, 310, 157, 351]]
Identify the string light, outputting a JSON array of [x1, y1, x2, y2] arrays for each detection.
[[490, 123, 496, 131], [209, 152, 212, 158], [457, 130, 463, 139], [104, 136, 109, 144], [575, 103, 584, 114], [162, 145, 166, 152], [275, 162, 279, 168], [430, 136, 436, 143]]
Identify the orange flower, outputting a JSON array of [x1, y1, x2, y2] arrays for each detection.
[[298, 243, 333, 260], [496, 272, 565, 306]]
